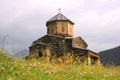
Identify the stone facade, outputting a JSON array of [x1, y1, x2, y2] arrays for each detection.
[[46, 13, 74, 37], [28, 12, 100, 65], [47, 21, 74, 37]]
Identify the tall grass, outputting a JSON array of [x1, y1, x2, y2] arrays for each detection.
[[0, 53, 120, 80]]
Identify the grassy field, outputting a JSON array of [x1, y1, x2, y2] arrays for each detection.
[[0, 53, 120, 80]]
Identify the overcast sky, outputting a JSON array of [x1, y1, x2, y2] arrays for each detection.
[[0, 0, 120, 54]]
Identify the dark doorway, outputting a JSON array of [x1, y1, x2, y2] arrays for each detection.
[[91, 57, 95, 65], [38, 52, 42, 57]]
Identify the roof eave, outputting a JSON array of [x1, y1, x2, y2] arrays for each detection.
[[46, 20, 74, 26]]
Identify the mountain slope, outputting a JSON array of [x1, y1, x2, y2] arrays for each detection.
[[13, 49, 29, 58], [99, 46, 120, 66]]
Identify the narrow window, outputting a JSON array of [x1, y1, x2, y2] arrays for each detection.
[[56, 26, 57, 34], [54, 26, 57, 34], [52, 28, 54, 34], [62, 26, 64, 32], [62, 22, 64, 32]]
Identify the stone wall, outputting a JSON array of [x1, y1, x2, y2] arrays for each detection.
[[47, 21, 73, 37]]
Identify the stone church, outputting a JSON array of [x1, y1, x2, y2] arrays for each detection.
[[28, 12, 100, 65]]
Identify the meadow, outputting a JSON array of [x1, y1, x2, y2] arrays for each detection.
[[0, 53, 120, 80]]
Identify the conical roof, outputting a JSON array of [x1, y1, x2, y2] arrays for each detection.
[[46, 13, 74, 26]]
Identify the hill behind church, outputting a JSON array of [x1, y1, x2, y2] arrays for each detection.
[[99, 46, 120, 66]]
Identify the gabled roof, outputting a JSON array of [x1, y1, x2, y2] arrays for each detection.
[[37, 42, 57, 48], [46, 13, 74, 26], [32, 34, 64, 44], [72, 36, 88, 49], [30, 42, 57, 48]]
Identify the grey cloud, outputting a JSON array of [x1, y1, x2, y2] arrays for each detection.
[[0, 0, 120, 53]]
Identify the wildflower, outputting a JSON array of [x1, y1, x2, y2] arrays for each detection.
[[76, 57, 78, 60], [28, 67, 32, 70], [83, 72, 87, 74], [15, 71, 19, 75], [104, 75, 107, 77], [19, 63, 22, 66], [45, 70, 51, 75], [55, 64, 59, 67], [90, 72, 93, 74], [45, 70, 56, 75], [37, 62, 40, 64], [10, 67, 14, 70], [29, 63, 32, 67], [114, 71, 118, 75], [58, 58, 62, 63], [35, 67, 38, 70], [79, 73, 82, 75], [45, 63, 49, 67], [8, 78, 13, 80], [110, 73, 113, 76], [22, 72, 28, 76], [33, 63, 37, 67], [1, 67, 5, 72]]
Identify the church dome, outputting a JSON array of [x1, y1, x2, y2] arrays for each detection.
[[46, 13, 74, 26]]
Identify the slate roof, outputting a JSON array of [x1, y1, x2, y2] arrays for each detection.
[[30, 42, 57, 48], [32, 34, 64, 45], [37, 42, 58, 48], [46, 13, 74, 26]]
